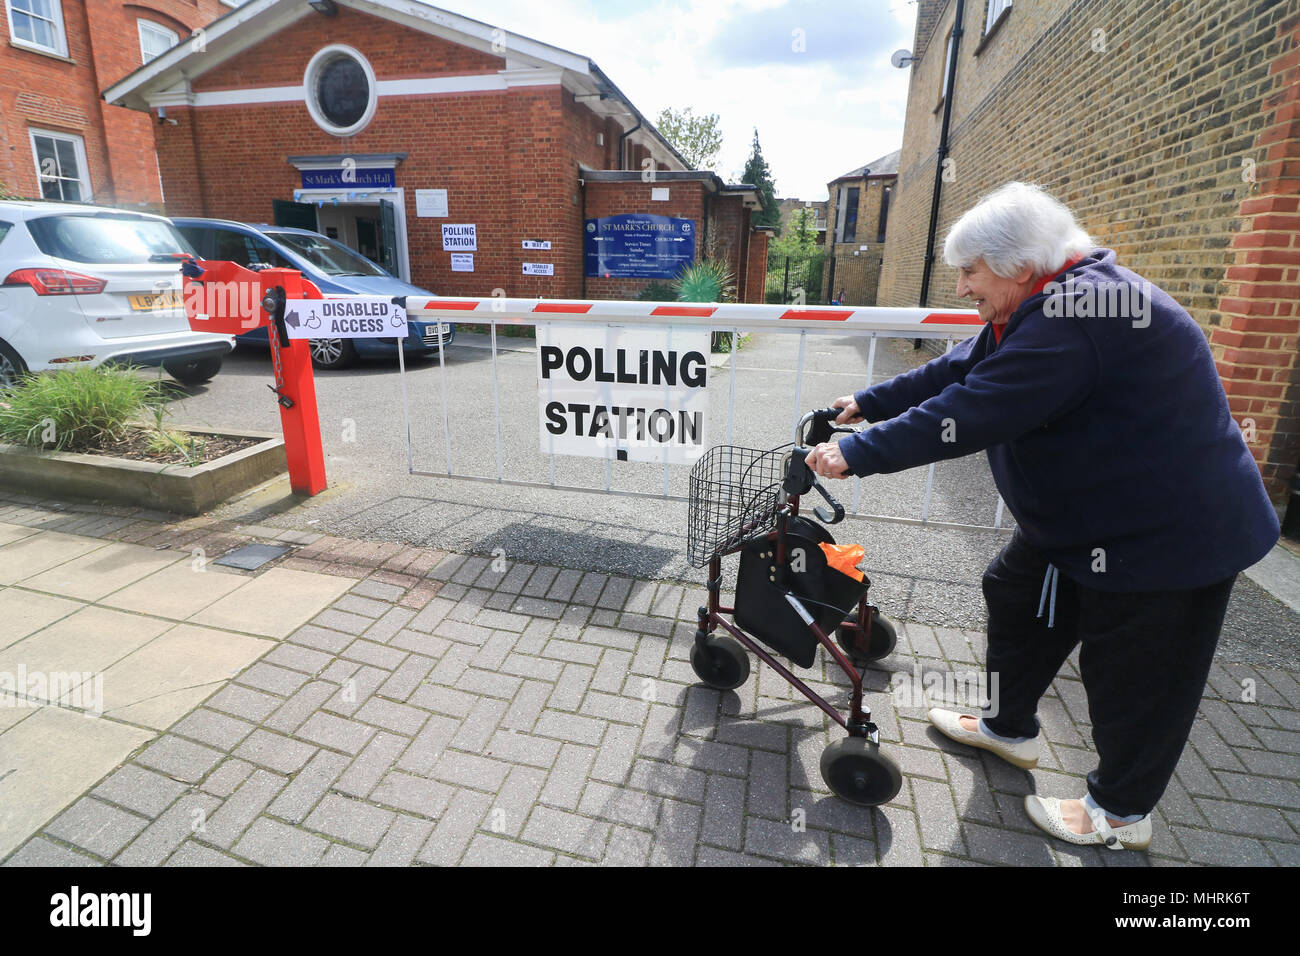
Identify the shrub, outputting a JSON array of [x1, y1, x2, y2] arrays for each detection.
[[673, 260, 738, 353], [636, 281, 677, 302], [0, 365, 164, 452], [673, 260, 735, 305]]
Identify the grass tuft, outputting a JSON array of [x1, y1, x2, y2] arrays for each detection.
[[0, 365, 166, 452]]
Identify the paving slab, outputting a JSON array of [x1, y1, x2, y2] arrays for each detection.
[[0, 588, 82, 650], [96, 624, 274, 730], [190, 567, 354, 637], [20, 542, 179, 602], [0, 706, 153, 859], [101, 560, 250, 620], [0, 530, 107, 585], [0, 522, 39, 548], [0, 605, 172, 701]]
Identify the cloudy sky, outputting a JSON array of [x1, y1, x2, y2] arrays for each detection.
[[434, 0, 920, 200]]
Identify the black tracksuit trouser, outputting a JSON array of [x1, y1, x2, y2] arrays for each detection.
[[979, 531, 1236, 819]]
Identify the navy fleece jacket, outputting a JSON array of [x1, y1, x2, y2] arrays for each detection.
[[840, 248, 1279, 592]]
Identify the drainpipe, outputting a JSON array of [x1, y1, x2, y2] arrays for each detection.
[[1283, 459, 1300, 539], [580, 174, 587, 298], [702, 187, 712, 259], [918, 0, 965, 308], [618, 119, 642, 171]]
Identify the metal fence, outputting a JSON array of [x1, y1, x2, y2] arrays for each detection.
[[400, 297, 1011, 533]]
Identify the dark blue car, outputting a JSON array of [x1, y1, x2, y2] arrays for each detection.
[[173, 218, 453, 370]]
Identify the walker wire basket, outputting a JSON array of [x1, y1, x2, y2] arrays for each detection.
[[687, 443, 791, 568]]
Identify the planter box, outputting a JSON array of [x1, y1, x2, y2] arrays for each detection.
[[0, 426, 286, 516]]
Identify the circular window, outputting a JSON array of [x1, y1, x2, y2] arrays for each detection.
[[304, 45, 377, 137]]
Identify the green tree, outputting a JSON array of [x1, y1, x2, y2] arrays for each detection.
[[766, 207, 824, 303], [742, 129, 780, 231], [653, 107, 723, 170], [772, 207, 816, 256]]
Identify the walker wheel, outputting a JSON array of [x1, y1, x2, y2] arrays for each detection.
[[835, 611, 898, 665], [690, 635, 750, 691], [820, 737, 903, 807]]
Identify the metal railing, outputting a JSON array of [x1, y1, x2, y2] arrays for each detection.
[[399, 296, 1012, 533]]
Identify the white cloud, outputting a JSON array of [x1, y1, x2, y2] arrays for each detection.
[[432, 0, 916, 200]]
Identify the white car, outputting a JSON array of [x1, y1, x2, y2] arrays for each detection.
[[0, 200, 234, 388]]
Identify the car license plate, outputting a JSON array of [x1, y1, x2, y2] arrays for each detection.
[[128, 291, 184, 311]]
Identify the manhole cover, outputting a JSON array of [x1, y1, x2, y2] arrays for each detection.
[[214, 543, 291, 570]]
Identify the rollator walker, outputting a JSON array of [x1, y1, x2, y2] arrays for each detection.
[[687, 408, 903, 806]]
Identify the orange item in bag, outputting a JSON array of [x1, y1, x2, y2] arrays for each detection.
[[819, 542, 866, 581]]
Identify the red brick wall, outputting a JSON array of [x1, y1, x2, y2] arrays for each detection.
[[154, 102, 206, 216], [2, 2, 108, 201], [583, 180, 706, 300], [712, 195, 754, 295], [191, 6, 504, 90], [0, 0, 226, 207], [1210, 14, 1300, 498], [581, 184, 762, 304], [745, 231, 769, 304]]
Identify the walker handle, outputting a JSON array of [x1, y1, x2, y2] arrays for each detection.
[[797, 407, 857, 447], [811, 480, 845, 525]]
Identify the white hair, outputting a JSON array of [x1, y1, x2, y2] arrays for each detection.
[[943, 182, 1094, 279]]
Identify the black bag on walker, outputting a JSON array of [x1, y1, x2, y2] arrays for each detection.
[[733, 519, 870, 669]]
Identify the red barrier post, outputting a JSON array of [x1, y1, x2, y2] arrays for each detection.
[[182, 260, 327, 497]]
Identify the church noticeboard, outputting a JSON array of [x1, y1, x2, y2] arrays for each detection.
[[584, 214, 695, 279]]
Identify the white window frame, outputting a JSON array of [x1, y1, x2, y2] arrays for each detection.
[[6, 0, 69, 57], [303, 44, 378, 138], [29, 127, 91, 203], [986, 0, 1013, 34], [137, 19, 178, 65]]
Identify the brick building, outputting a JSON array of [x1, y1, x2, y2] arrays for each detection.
[[775, 196, 827, 239], [1, 0, 232, 207], [101, 0, 768, 300], [879, 0, 1300, 501], [821, 149, 898, 305]]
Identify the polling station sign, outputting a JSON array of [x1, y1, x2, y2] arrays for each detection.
[[442, 224, 477, 251], [537, 325, 710, 464], [283, 298, 408, 339]]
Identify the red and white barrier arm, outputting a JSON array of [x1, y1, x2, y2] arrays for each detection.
[[404, 297, 982, 337]]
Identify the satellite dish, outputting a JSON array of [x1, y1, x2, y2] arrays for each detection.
[[891, 49, 915, 68]]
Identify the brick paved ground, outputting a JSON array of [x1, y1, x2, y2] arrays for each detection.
[[2, 494, 1298, 866]]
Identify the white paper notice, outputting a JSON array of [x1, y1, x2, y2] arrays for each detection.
[[416, 189, 448, 217], [522, 262, 554, 276], [450, 253, 474, 272], [442, 224, 477, 251]]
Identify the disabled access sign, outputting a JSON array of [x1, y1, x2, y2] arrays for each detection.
[[283, 298, 408, 339]]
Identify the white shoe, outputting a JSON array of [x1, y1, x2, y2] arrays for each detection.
[[1024, 795, 1152, 851], [927, 708, 1039, 769]]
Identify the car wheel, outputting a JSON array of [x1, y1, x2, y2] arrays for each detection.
[[0, 341, 29, 389], [309, 338, 357, 370], [164, 356, 223, 386]]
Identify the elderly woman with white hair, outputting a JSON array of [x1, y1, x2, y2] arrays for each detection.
[[806, 181, 1279, 850]]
